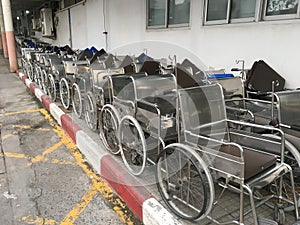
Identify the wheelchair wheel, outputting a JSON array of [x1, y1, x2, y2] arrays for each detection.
[[72, 83, 83, 118], [155, 143, 214, 221], [99, 104, 121, 154], [36, 67, 43, 89], [274, 205, 286, 225], [85, 91, 97, 131], [21, 59, 27, 70], [258, 134, 300, 212], [26, 63, 34, 81], [47, 74, 56, 101], [119, 115, 146, 176], [22, 60, 28, 76], [41, 70, 48, 94], [59, 78, 70, 109], [35, 66, 42, 84]]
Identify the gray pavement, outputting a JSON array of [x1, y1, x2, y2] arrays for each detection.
[[0, 55, 139, 225]]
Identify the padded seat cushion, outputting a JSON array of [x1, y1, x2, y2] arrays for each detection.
[[220, 145, 277, 180]]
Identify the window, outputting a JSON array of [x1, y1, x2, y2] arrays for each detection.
[[264, 0, 300, 19], [231, 0, 257, 19], [205, 0, 300, 25], [147, 0, 191, 28], [205, 0, 257, 24]]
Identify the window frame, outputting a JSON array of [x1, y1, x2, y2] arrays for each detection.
[[204, 0, 260, 25], [262, 0, 300, 21], [146, 0, 191, 29], [204, 0, 300, 26]]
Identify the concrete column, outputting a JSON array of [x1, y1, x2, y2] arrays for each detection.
[[0, 0, 8, 58], [1, 0, 17, 72]]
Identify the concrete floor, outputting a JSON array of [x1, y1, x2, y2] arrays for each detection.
[[0, 55, 140, 225]]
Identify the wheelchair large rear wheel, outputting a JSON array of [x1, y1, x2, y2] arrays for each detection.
[[26, 63, 34, 82], [35, 66, 43, 85], [59, 78, 70, 109], [119, 115, 146, 176], [41, 70, 48, 94], [155, 143, 214, 221], [72, 83, 83, 118], [22, 60, 28, 78], [85, 91, 97, 131], [47, 74, 57, 101], [99, 104, 121, 154]]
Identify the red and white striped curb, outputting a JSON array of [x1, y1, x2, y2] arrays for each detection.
[[17, 71, 182, 225]]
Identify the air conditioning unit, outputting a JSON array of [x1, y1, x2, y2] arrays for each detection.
[[40, 8, 54, 37]]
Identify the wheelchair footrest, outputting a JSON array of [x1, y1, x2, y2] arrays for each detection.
[[258, 218, 278, 225]]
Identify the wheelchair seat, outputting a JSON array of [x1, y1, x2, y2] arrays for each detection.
[[220, 144, 277, 180]]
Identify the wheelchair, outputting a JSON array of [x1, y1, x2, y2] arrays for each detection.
[[217, 62, 300, 212], [155, 83, 299, 224], [98, 73, 177, 175]]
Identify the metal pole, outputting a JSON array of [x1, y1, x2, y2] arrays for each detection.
[[0, 0, 8, 58], [1, 0, 18, 72]]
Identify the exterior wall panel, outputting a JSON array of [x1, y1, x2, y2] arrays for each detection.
[[50, 0, 300, 88]]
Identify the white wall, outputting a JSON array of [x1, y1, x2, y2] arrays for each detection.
[[50, 0, 300, 88], [54, 9, 69, 46], [53, 0, 105, 49]]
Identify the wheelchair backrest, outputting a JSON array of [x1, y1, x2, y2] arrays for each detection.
[[139, 60, 161, 75], [276, 90, 300, 127], [179, 83, 228, 140], [180, 58, 206, 79], [111, 75, 135, 101], [135, 74, 176, 100], [214, 76, 244, 99]]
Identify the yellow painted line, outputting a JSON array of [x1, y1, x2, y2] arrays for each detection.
[[0, 108, 41, 117], [1, 118, 48, 141], [60, 185, 98, 225], [2, 153, 76, 167], [2, 133, 14, 140], [4, 152, 27, 159], [36, 127, 52, 131], [41, 107, 136, 225], [21, 215, 58, 225], [14, 125, 31, 129], [49, 159, 76, 166], [31, 141, 63, 163]]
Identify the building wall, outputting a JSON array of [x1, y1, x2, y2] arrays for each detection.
[[50, 0, 300, 88]]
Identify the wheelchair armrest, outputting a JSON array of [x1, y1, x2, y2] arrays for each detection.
[[226, 106, 254, 116], [185, 130, 244, 158], [227, 119, 285, 162], [190, 120, 226, 131], [226, 106, 255, 122], [137, 100, 160, 115], [227, 119, 283, 136], [225, 97, 273, 105]]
